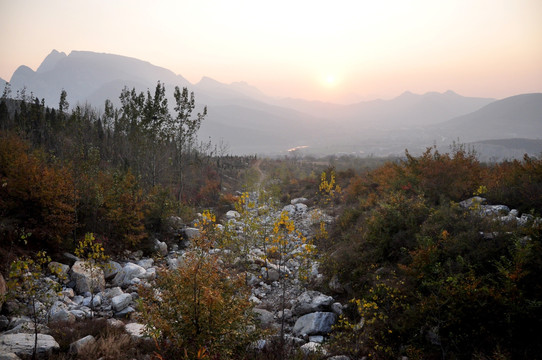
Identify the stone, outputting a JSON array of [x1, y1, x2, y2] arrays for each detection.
[[184, 227, 200, 240], [69, 335, 96, 354], [253, 308, 275, 329], [0, 333, 59, 360], [293, 312, 337, 336], [261, 267, 280, 282], [107, 318, 124, 328], [155, 240, 168, 256], [331, 302, 344, 316], [137, 258, 154, 270], [459, 196, 486, 209], [125, 323, 146, 340], [480, 204, 510, 216], [112, 263, 146, 287], [62, 252, 80, 265], [0, 315, 9, 332], [0, 352, 21, 360], [104, 261, 122, 280], [309, 335, 324, 343], [225, 210, 240, 220], [115, 306, 135, 318], [111, 293, 132, 312], [49, 301, 75, 323], [282, 205, 296, 216], [291, 197, 308, 205], [70, 261, 105, 294], [103, 287, 124, 299], [300, 341, 326, 355], [294, 203, 308, 213], [328, 356, 351, 360], [292, 290, 334, 316]]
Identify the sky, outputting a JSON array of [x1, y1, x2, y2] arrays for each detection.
[[0, 0, 541, 103]]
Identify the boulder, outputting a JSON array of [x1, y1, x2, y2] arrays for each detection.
[[125, 323, 146, 340], [103, 287, 124, 300], [292, 291, 334, 316], [49, 301, 75, 323], [253, 308, 275, 329], [293, 312, 337, 336], [459, 196, 486, 209], [184, 227, 200, 240], [300, 341, 326, 355], [69, 335, 96, 354], [294, 203, 308, 213], [137, 259, 154, 270], [0, 333, 59, 360], [112, 263, 146, 287], [0, 352, 21, 360], [291, 198, 308, 205], [70, 261, 105, 294], [111, 293, 132, 312], [103, 261, 122, 280], [225, 210, 240, 220], [282, 205, 296, 216], [155, 240, 168, 256]]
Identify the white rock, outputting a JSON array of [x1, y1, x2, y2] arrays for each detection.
[[125, 323, 146, 340], [104, 261, 122, 280], [70, 261, 105, 294], [103, 287, 124, 299], [184, 227, 200, 240], [225, 210, 241, 220], [49, 301, 75, 323], [0, 333, 59, 359], [69, 335, 96, 354], [112, 263, 146, 287], [137, 259, 154, 269], [111, 293, 132, 312], [291, 198, 308, 205]]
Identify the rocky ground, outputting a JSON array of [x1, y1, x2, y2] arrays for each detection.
[[0, 194, 536, 359]]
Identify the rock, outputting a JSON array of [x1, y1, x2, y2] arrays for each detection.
[[331, 302, 344, 316], [107, 318, 125, 328], [0, 333, 59, 360], [125, 323, 146, 340], [0, 273, 6, 310], [69, 335, 96, 354], [309, 335, 324, 343], [261, 267, 280, 282], [104, 261, 122, 280], [293, 312, 337, 336], [481, 204, 510, 216], [294, 203, 308, 213], [61, 288, 74, 299], [47, 262, 70, 282], [292, 291, 334, 316], [115, 306, 135, 318], [300, 341, 326, 355], [143, 267, 157, 281], [70, 261, 105, 294], [0, 352, 21, 360], [104, 287, 124, 300], [291, 198, 308, 205], [111, 293, 132, 312], [137, 259, 154, 270], [328, 356, 351, 360], [282, 205, 296, 216], [155, 240, 168, 256], [112, 263, 146, 287], [49, 301, 75, 323], [459, 196, 486, 209], [225, 210, 240, 220], [253, 308, 275, 329], [164, 216, 184, 234], [184, 227, 200, 240]]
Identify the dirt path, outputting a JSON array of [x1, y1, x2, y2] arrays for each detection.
[[252, 158, 265, 189]]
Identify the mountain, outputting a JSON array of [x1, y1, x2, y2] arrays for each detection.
[[432, 93, 542, 143], [5, 50, 540, 155]]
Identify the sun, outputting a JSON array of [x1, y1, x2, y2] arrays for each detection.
[[325, 74, 336, 86]]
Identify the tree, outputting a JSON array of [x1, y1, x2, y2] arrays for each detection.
[[6, 251, 63, 360], [172, 86, 207, 202], [74, 232, 110, 317], [58, 89, 69, 114], [138, 210, 260, 359]]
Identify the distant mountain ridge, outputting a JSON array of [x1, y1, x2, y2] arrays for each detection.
[[5, 49, 541, 157]]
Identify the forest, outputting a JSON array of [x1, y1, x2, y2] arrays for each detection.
[[1, 83, 541, 359]]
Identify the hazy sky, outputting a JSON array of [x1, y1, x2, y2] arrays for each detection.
[[1, 0, 541, 103]]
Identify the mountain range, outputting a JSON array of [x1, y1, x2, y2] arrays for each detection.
[[5, 50, 542, 158]]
